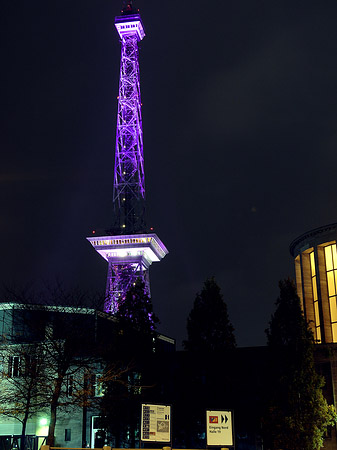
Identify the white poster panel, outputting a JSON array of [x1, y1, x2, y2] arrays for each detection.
[[206, 410, 234, 446], [141, 404, 171, 442]]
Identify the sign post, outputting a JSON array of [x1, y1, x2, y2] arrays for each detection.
[[141, 404, 171, 444], [206, 410, 234, 447]]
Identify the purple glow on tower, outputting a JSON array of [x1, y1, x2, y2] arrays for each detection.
[[105, 259, 150, 314], [113, 12, 145, 235], [87, 5, 168, 315]]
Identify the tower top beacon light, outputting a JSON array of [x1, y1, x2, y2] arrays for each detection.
[[115, 1, 145, 42]]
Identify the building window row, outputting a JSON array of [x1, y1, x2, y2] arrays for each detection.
[[118, 24, 137, 30], [4, 355, 38, 378], [1, 356, 105, 400], [66, 373, 104, 398], [93, 237, 151, 246]]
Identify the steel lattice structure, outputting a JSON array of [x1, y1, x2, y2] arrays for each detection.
[[105, 246, 150, 315], [114, 31, 145, 235], [87, 4, 168, 314]]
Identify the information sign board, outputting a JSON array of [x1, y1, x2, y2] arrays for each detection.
[[141, 404, 171, 443], [206, 410, 234, 446]]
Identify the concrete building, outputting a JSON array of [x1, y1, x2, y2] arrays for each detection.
[[0, 303, 174, 450]]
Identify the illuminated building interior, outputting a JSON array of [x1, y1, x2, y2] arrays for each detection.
[[290, 223, 337, 344]]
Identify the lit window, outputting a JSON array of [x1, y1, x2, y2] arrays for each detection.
[[66, 375, 73, 397], [128, 372, 142, 395], [8, 356, 21, 378], [310, 251, 321, 343], [93, 374, 105, 397], [324, 244, 337, 342]]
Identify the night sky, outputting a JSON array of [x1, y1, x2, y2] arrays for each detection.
[[2, 0, 337, 349]]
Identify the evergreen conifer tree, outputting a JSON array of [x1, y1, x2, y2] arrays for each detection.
[[116, 278, 158, 333], [114, 278, 159, 355], [264, 278, 337, 450], [183, 277, 236, 351], [100, 279, 159, 446]]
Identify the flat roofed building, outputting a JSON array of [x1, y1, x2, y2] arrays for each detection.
[[0, 303, 175, 449]]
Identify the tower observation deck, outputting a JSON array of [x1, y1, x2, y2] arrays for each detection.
[[87, 2, 168, 314]]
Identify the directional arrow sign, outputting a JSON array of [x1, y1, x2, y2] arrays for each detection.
[[206, 410, 234, 447]]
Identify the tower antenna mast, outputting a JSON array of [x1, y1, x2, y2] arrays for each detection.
[[87, 3, 168, 314], [121, 0, 136, 14]]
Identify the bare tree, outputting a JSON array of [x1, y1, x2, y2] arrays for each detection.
[[0, 341, 46, 450], [0, 285, 128, 447]]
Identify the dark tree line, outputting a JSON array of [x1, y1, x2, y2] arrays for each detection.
[[182, 277, 337, 450], [1, 277, 337, 450]]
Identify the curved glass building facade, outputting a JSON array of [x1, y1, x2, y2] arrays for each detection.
[[290, 223, 337, 344]]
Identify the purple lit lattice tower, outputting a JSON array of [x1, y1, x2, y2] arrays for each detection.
[[87, 2, 168, 314]]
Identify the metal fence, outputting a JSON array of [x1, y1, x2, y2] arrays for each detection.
[[0, 436, 45, 450], [41, 447, 227, 450]]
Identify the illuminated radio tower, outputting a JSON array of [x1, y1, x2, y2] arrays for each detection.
[[87, 1, 168, 314]]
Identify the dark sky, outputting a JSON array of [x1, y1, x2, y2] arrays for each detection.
[[2, 0, 337, 348]]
